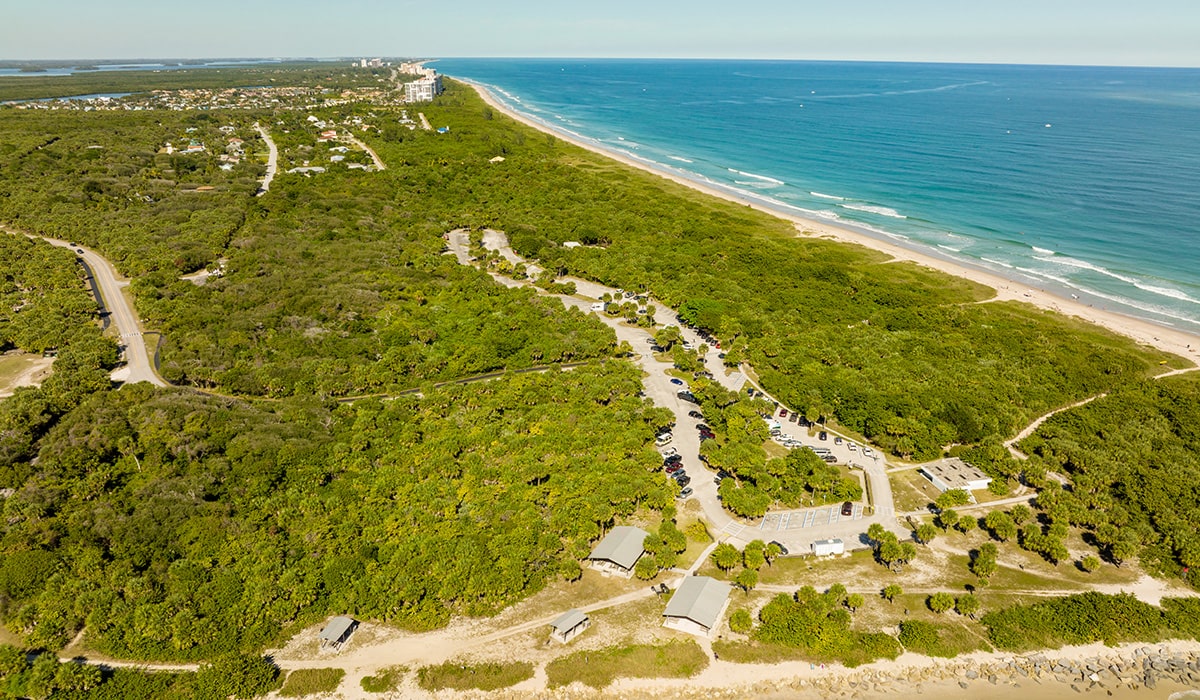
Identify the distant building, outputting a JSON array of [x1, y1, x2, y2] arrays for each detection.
[[920, 457, 993, 492], [318, 616, 357, 651], [662, 576, 731, 637], [405, 74, 443, 102], [812, 538, 845, 556], [587, 525, 649, 577], [549, 609, 590, 644]]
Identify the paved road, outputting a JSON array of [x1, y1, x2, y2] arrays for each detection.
[[254, 122, 278, 195], [37, 235, 166, 387], [470, 232, 907, 552]]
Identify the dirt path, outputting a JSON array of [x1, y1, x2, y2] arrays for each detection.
[[0, 354, 53, 397], [253, 122, 278, 195], [345, 133, 385, 170], [1005, 365, 1200, 459]]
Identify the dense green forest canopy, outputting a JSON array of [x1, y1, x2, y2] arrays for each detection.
[[0, 235, 96, 353], [0, 362, 670, 660], [1019, 374, 1200, 578]]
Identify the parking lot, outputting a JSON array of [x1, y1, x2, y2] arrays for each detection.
[[758, 503, 864, 532]]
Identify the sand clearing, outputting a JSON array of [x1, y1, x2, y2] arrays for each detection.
[[465, 80, 1200, 364]]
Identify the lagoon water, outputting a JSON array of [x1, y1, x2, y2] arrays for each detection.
[[436, 59, 1200, 332]]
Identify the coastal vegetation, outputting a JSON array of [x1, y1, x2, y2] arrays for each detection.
[[417, 660, 533, 691], [0, 362, 670, 659], [1, 62, 1199, 694], [544, 640, 708, 689]]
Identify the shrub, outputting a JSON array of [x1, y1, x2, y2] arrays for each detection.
[[982, 593, 1168, 651], [360, 666, 405, 693], [729, 608, 753, 634], [545, 641, 707, 689], [927, 592, 955, 614], [417, 660, 534, 691], [279, 668, 345, 697]]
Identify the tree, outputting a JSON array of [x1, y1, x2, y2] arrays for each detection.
[[711, 542, 741, 571], [53, 662, 102, 693], [729, 608, 753, 634], [882, 584, 903, 603], [956, 515, 977, 535], [955, 594, 981, 619], [1111, 537, 1139, 567], [1009, 504, 1032, 525], [984, 510, 1017, 542], [0, 644, 29, 679], [764, 541, 782, 563], [970, 542, 999, 580], [735, 568, 759, 592], [936, 508, 960, 531], [1079, 554, 1101, 573], [846, 593, 864, 612], [915, 523, 938, 545], [826, 583, 847, 605], [634, 555, 660, 580], [743, 539, 767, 571], [927, 592, 955, 614], [654, 325, 683, 350], [936, 489, 970, 510]]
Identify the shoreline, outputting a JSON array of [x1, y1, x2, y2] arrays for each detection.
[[460, 78, 1200, 363]]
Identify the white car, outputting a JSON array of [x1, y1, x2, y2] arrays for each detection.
[[863, 447, 874, 457], [847, 443, 857, 452], [590, 302, 605, 312], [661, 446, 678, 457]]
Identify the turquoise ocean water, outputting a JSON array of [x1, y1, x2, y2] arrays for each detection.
[[435, 59, 1200, 333]]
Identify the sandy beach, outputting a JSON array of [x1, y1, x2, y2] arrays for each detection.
[[463, 80, 1200, 363]]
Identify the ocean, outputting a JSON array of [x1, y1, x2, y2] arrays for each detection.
[[434, 59, 1200, 333]]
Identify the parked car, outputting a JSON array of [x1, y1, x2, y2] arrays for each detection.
[[688, 410, 704, 419], [677, 391, 698, 403], [819, 431, 828, 441], [699, 433, 713, 441], [660, 446, 678, 457], [677, 486, 693, 498], [779, 408, 788, 417], [769, 540, 790, 556], [863, 447, 875, 457], [665, 463, 684, 474], [664, 455, 682, 466], [847, 443, 857, 452], [834, 436, 843, 445], [675, 475, 691, 487], [670, 378, 685, 386], [841, 501, 854, 516], [76, 248, 85, 254], [789, 413, 799, 423], [718, 352, 726, 359], [656, 433, 673, 446]]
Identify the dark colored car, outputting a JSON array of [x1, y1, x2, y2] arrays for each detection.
[[769, 540, 790, 555], [819, 431, 828, 441], [779, 408, 788, 417], [675, 475, 691, 487], [699, 433, 713, 441], [688, 410, 704, 419], [841, 501, 854, 516], [665, 463, 684, 474], [76, 248, 84, 254], [789, 412, 799, 423], [670, 378, 685, 386], [718, 352, 726, 359]]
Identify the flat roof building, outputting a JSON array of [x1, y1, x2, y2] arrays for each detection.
[[663, 576, 731, 638], [549, 609, 590, 644], [588, 525, 649, 577], [318, 616, 357, 651], [920, 457, 993, 492], [812, 538, 845, 556]]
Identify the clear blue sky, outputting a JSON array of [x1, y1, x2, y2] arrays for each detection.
[[3, 0, 1199, 67]]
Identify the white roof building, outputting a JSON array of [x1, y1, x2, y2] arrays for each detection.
[[920, 458, 993, 492], [588, 526, 649, 577]]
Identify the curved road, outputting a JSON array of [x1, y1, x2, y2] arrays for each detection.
[[462, 232, 909, 553], [36, 235, 166, 387]]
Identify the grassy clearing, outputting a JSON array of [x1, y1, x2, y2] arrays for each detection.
[[890, 470, 941, 513], [278, 668, 345, 697], [0, 352, 49, 393], [360, 665, 406, 693], [417, 660, 534, 692], [545, 639, 708, 688]]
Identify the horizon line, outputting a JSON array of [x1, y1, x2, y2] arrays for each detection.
[[2, 56, 1199, 71]]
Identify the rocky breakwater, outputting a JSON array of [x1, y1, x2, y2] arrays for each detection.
[[940, 645, 1200, 695]]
